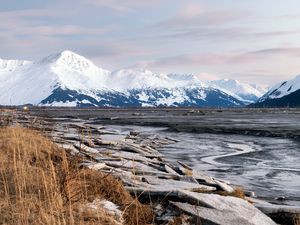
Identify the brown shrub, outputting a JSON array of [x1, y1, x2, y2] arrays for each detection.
[[0, 127, 153, 225], [215, 187, 245, 199], [231, 187, 246, 199]]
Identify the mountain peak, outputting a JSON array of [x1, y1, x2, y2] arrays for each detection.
[[207, 78, 266, 103], [57, 50, 87, 62], [38, 50, 97, 73], [56, 50, 94, 70]]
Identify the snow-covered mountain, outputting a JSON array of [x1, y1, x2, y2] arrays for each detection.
[[39, 86, 244, 107], [108, 70, 205, 90], [207, 79, 267, 103], [0, 50, 254, 107], [0, 59, 31, 74], [0, 51, 111, 105], [254, 75, 300, 107]]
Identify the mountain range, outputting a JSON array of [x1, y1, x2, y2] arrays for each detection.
[[3, 50, 298, 108], [253, 74, 300, 107]]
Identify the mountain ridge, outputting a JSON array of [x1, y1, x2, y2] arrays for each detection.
[[0, 50, 266, 107], [254, 74, 300, 107], [207, 78, 267, 103]]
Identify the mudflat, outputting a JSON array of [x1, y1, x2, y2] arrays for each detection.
[[29, 107, 300, 139]]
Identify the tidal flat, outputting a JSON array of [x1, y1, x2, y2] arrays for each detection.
[[28, 107, 300, 205], [3, 107, 299, 224]]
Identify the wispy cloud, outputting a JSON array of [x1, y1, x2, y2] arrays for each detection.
[[85, 0, 168, 13], [0, 8, 74, 31], [230, 47, 300, 64], [246, 47, 300, 56], [154, 3, 252, 29], [0, 7, 111, 59], [148, 54, 229, 68], [140, 46, 300, 70]]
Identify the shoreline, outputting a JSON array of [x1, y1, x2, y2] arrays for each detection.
[[1, 108, 300, 224], [28, 107, 300, 140]]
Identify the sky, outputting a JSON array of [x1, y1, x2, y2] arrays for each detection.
[[1, 0, 300, 85]]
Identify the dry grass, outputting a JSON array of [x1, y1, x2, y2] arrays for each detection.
[[167, 215, 192, 225], [215, 187, 245, 199], [168, 216, 184, 225], [294, 214, 300, 225], [0, 127, 153, 225], [230, 187, 245, 199], [185, 169, 193, 176]]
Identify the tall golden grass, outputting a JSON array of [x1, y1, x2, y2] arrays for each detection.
[[0, 127, 153, 225]]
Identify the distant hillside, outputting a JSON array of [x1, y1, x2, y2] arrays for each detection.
[[253, 75, 300, 107]]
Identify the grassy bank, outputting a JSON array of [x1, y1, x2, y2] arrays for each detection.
[[0, 127, 153, 225]]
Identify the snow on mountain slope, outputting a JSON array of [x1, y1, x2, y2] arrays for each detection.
[[37, 50, 111, 90], [0, 58, 32, 74], [0, 50, 248, 107], [207, 79, 267, 103], [0, 59, 61, 105], [108, 70, 205, 90], [0, 51, 111, 105], [109, 69, 171, 90], [250, 84, 269, 95], [40, 86, 244, 107], [259, 74, 300, 100], [166, 73, 207, 88], [253, 75, 300, 107], [253, 74, 300, 107]]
